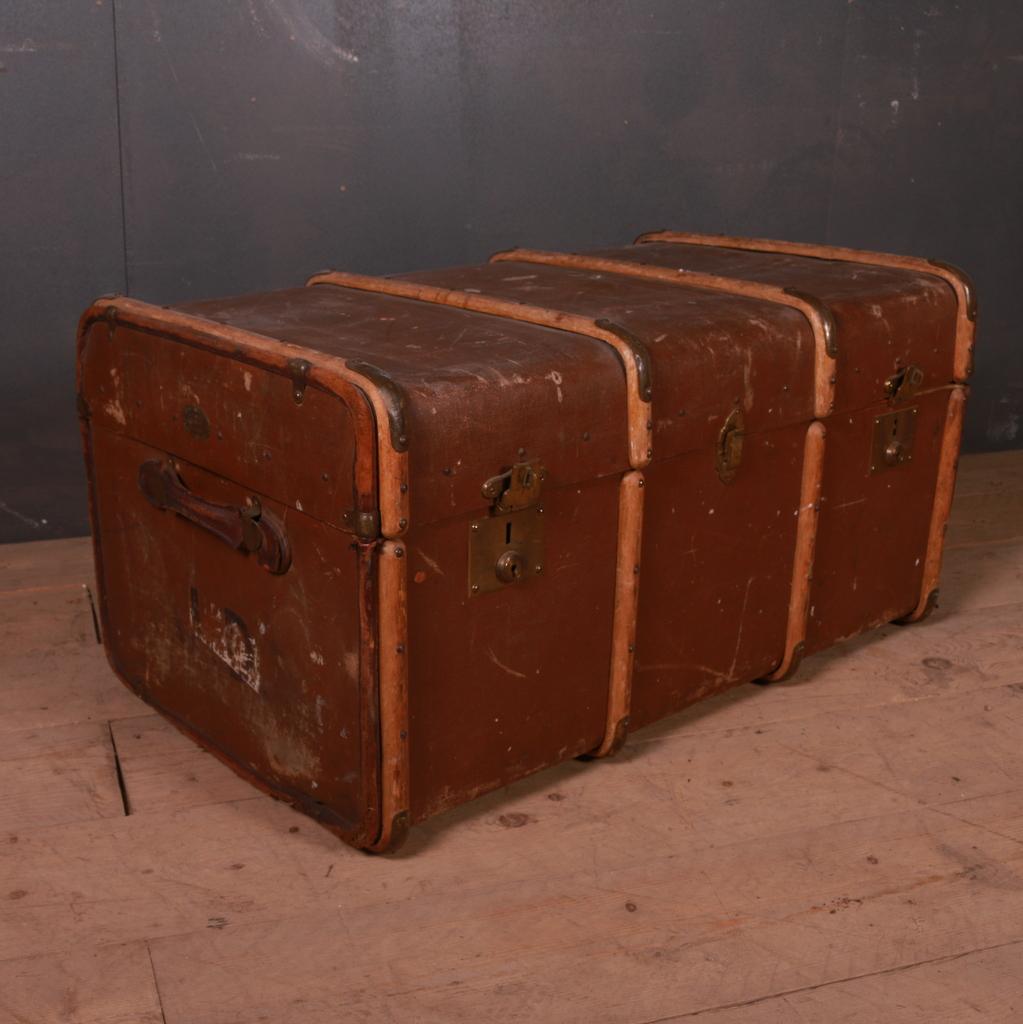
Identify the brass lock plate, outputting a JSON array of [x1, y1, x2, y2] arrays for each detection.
[[468, 506, 544, 596], [871, 407, 917, 473]]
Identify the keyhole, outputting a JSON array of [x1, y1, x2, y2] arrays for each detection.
[[505, 521, 513, 544]]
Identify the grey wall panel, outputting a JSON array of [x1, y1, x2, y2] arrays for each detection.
[[1, 1, 1020, 542], [827, 1, 1023, 451], [115, 0, 469, 300], [451, 0, 848, 255], [117, 0, 847, 299], [0, 2, 124, 542]]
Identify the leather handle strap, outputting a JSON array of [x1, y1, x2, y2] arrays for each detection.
[[138, 459, 291, 575]]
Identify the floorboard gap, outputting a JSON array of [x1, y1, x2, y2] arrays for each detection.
[[85, 583, 102, 644], [146, 940, 169, 1024], [108, 721, 132, 816]]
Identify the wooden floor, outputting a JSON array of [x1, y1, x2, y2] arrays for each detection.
[[2, 451, 1023, 1023]]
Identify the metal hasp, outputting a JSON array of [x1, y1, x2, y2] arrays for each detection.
[[469, 461, 545, 596], [716, 408, 745, 483], [885, 364, 924, 403], [871, 407, 918, 473]]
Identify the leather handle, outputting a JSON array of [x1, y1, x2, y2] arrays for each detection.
[[138, 459, 291, 575]]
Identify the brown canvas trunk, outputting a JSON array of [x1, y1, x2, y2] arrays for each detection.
[[77, 231, 975, 852]]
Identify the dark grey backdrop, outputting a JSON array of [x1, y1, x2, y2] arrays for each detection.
[[2, 0, 1021, 543]]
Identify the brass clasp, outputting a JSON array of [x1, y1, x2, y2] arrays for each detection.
[[885, 364, 924, 404]]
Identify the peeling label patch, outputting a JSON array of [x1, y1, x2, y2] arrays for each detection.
[[190, 587, 261, 691]]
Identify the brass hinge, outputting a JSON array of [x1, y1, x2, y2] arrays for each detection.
[[469, 461, 545, 596], [342, 509, 380, 540], [286, 358, 312, 404]]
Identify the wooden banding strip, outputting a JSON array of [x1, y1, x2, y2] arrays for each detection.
[[592, 470, 645, 758], [77, 297, 409, 538], [762, 421, 826, 682], [370, 539, 411, 853], [307, 271, 654, 469], [901, 387, 967, 623], [635, 230, 977, 381], [492, 248, 838, 419]]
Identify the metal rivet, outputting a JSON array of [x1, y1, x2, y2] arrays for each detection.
[[394, 547, 404, 558], [628, 644, 635, 653], [400, 483, 408, 493], [471, 584, 480, 593], [398, 517, 408, 529], [646, 420, 653, 430], [646, 448, 653, 458], [398, 435, 407, 446], [396, 644, 405, 653], [399, 730, 407, 740], [536, 506, 544, 514], [471, 522, 480, 531], [535, 565, 543, 573], [637, 479, 644, 488]]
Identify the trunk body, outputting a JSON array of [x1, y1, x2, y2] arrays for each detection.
[[77, 232, 974, 851]]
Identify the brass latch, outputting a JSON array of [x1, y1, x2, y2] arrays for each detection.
[[885, 364, 924, 403], [469, 461, 545, 596], [871, 407, 918, 473], [716, 408, 745, 484], [481, 462, 543, 513]]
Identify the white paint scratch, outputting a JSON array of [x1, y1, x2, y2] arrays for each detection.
[[260, 0, 360, 64], [488, 648, 527, 680], [416, 549, 445, 576], [728, 577, 755, 679]]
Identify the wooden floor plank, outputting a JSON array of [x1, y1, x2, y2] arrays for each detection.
[[110, 715, 258, 815], [0, 644, 147, 735], [0, 585, 99, 667], [0, 451, 1020, 1023], [0, 721, 125, 831], [5, 683, 1023, 962], [945, 490, 1023, 548], [0, 941, 164, 1024], [0, 536, 95, 593], [143, 803, 1023, 1024], [659, 940, 1023, 1022], [954, 449, 1023, 498], [939, 538, 1023, 614]]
